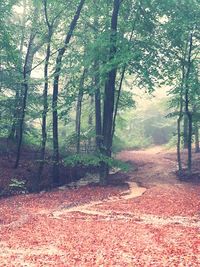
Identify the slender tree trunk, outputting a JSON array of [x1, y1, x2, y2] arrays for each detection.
[[112, 7, 139, 139], [93, 13, 102, 151], [184, 32, 193, 174], [187, 113, 192, 172], [100, 0, 121, 185], [52, 74, 60, 184], [75, 69, 86, 154], [177, 62, 186, 173], [14, 32, 36, 169], [94, 73, 102, 150], [194, 122, 200, 153], [75, 89, 83, 154], [9, 0, 27, 141], [112, 66, 125, 139], [183, 115, 188, 149], [88, 95, 94, 149], [36, 0, 53, 191], [37, 40, 51, 186], [52, 0, 85, 185], [177, 116, 183, 172]]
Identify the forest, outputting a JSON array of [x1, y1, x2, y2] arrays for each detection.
[[0, 0, 200, 265], [1, 0, 199, 191]]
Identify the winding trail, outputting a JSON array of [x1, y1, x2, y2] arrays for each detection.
[[0, 147, 200, 266], [117, 146, 179, 186], [51, 147, 200, 228]]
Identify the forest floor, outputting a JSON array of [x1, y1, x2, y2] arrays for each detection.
[[0, 146, 200, 266]]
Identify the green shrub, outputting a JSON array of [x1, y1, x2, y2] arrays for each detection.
[[112, 133, 152, 152], [63, 153, 131, 172], [9, 178, 27, 192]]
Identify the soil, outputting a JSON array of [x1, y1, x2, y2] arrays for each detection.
[[0, 142, 97, 196], [0, 146, 200, 266]]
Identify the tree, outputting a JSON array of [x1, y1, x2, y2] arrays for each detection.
[[52, 0, 85, 185], [75, 68, 87, 154], [36, 0, 61, 191], [99, 0, 121, 184], [158, 0, 200, 174], [14, 2, 44, 168], [0, 0, 20, 137]]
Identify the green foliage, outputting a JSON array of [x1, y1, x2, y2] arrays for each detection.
[[113, 126, 153, 152], [113, 94, 176, 151], [63, 153, 130, 172], [22, 123, 42, 149], [64, 154, 100, 167], [117, 91, 136, 111], [9, 178, 27, 192], [165, 134, 178, 149]]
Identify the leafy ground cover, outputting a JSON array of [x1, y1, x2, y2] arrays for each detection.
[[0, 147, 200, 266]]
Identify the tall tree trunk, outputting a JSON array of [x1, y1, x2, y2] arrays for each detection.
[[9, 0, 27, 141], [187, 113, 192, 172], [112, 66, 125, 139], [177, 62, 186, 173], [14, 3, 45, 168], [75, 69, 86, 154], [14, 32, 36, 168], [183, 115, 188, 149], [177, 116, 183, 172], [194, 122, 200, 153], [100, 0, 121, 185], [94, 69, 102, 150], [112, 6, 139, 139], [92, 12, 102, 151], [88, 95, 94, 149], [75, 88, 83, 155], [52, 0, 85, 185], [36, 0, 53, 191], [184, 32, 193, 174]]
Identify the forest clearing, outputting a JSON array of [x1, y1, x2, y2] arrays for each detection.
[[0, 147, 200, 266]]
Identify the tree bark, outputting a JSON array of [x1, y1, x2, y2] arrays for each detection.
[[183, 115, 188, 149], [52, 0, 85, 185], [75, 69, 86, 154], [177, 116, 182, 172], [88, 95, 94, 149], [112, 66, 125, 139], [14, 3, 48, 168], [94, 67, 102, 150], [93, 13, 102, 151], [187, 112, 192, 172], [184, 32, 193, 174], [177, 62, 186, 173], [36, 0, 54, 191], [100, 0, 121, 185], [194, 122, 200, 153], [9, 0, 27, 141], [14, 32, 36, 168], [112, 6, 139, 139]]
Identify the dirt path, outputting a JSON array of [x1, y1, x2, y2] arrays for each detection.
[[52, 147, 200, 227], [117, 146, 179, 186], [0, 147, 200, 266]]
